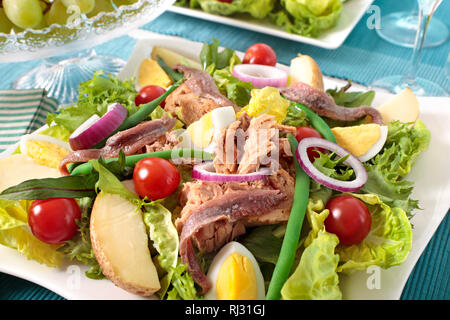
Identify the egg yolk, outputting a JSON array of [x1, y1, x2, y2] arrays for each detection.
[[25, 140, 69, 169], [331, 124, 381, 157], [215, 252, 257, 300], [186, 112, 215, 149]]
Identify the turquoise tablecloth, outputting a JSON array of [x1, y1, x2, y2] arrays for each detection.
[[0, 0, 448, 300]]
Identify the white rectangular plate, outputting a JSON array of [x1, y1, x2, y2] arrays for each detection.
[[168, 0, 375, 49], [1, 31, 449, 300]]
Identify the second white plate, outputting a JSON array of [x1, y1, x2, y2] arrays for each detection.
[[168, 0, 375, 49]]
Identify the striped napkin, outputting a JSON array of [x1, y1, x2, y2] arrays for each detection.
[[0, 89, 59, 153]]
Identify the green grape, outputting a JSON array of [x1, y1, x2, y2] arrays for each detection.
[[44, 0, 72, 25], [3, 0, 44, 29], [61, 0, 96, 14], [0, 8, 15, 33], [87, 0, 115, 18]]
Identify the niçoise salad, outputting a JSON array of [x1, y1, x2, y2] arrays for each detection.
[[0, 39, 430, 300]]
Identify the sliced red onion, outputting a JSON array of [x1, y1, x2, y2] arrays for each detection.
[[69, 103, 127, 151], [295, 137, 368, 192], [232, 64, 288, 89], [192, 161, 272, 182]]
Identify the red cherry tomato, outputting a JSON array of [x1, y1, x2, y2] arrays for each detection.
[[242, 43, 277, 66], [28, 198, 81, 244], [295, 126, 326, 162], [324, 195, 372, 246], [133, 157, 180, 200], [135, 85, 166, 107]]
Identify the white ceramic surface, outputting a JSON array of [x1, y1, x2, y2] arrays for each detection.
[[1, 32, 449, 300], [168, 0, 375, 49]]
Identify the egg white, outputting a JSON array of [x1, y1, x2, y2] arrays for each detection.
[[177, 106, 236, 154], [204, 241, 265, 300], [358, 125, 388, 162]]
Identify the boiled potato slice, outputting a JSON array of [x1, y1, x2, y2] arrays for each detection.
[[376, 88, 419, 125], [0, 154, 60, 192], [90, 190, 160, 296], [138, 58, 172, 89], [151, 46, 202, 70], [288, 54, 324, 91]]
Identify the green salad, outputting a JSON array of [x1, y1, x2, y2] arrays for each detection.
[[175, 0, 345, 37], [0, 39, 430, 300]]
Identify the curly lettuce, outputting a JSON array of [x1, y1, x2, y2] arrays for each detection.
[[46, 71, 138, 133], [361, 120, 431, 217]]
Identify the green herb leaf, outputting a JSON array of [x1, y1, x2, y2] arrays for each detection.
[[0, 175, 98, 200]]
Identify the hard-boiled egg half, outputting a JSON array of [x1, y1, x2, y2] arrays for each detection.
[[19, 132, 71, 169], [178, 106, 236, 154], [204, 241, 265, 300], [331, 124, 388, 163]]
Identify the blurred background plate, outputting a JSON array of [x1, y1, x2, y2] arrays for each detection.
[[168, 0, 375, 49]]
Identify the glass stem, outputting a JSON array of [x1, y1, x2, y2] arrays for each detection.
[[404, 0, 440, 85]]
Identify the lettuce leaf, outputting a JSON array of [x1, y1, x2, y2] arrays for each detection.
[[47, 71, 138, 133], [271, 0, 343, 37], [196, 0, 276, 19], [336, 193, 412, 273], [58, 197, 104, 279], [281, 230, 341, 300], [200, 39, 254, 107], [361, 120, 431, 217], [142, 202, 179, 299], [0, 199, 64, 267]]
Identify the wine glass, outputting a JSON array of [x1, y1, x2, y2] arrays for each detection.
[[371, 0, 448, 96], [376, 3, 449, 48], [0, 0, 175, 105]]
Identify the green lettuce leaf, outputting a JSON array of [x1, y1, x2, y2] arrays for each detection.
[[361, 120, 431, 217], [336, 193, 413, 273], [196, 0, 276, 19], [200, 39, 254, 107], [58, 197, 104, 279], [272, 0, 343, 37], [47, 71, 138, 133], [142, 202, 179, 299], [282, 103, 309, 128], [0, 199, 64, 267], [326, 81, 376, 108], [281, 229, 341, 300], [166, 262, 202, 300]]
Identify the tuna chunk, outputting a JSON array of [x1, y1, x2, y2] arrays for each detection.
[[164, 66, 239, 126]]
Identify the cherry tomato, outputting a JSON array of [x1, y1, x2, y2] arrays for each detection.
[[28, 198, 81, 244], [242, 43, 277, 66], [295, 126, 327, 162], [218, 0, 232, 2], [135, 85, 166, 107], [133, 157, 180, 200], [324, 195, 372, 246]]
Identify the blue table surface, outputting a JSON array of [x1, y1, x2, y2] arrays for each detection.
[[0, 0, 449, 300]]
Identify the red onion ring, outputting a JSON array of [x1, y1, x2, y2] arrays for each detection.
[[192, 161, 272, 182], [295, 137, 368, 192], [69, 103, 127, 151], [232, 64, 288, 89]]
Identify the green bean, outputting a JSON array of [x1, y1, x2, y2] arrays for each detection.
[[156, 56, 184, 82], [294, 102, 336, 143], [92, 79, 183, 149], [266, 134, 310, 300], [70, 149, 213, 176]]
